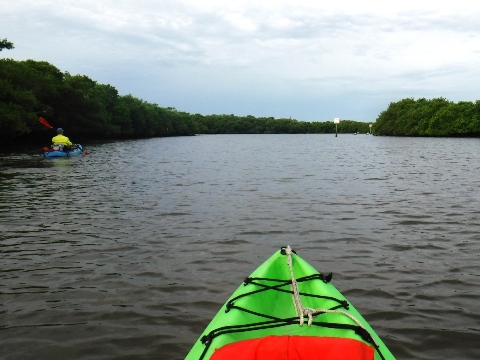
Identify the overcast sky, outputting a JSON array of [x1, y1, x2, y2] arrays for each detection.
[[2, 0, 480, 122]]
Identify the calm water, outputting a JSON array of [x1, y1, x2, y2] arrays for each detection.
[[1, 134, 479, 360]]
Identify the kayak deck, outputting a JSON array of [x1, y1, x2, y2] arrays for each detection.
[[185, 246, 395, 360]]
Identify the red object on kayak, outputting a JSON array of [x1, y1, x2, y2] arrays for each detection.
[[210, 336, 374, 360]]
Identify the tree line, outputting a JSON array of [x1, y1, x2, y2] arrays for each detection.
[[196, 115, 371, 135], [374, 97, 480, 136], [7, 37, 479, 144], [0, 57, 198, 143], [0, 57, 371, 145]]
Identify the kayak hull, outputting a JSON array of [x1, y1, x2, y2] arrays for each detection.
[[185, 247, 395, 360], [44, 145, 83, 158]]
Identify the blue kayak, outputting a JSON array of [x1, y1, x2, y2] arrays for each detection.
[[43, 145, 84, 158]]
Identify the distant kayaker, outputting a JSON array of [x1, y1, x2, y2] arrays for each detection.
[[52, 128, 73, 152]]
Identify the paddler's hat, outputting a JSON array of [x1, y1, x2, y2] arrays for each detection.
[[57, 128, 64, 134]]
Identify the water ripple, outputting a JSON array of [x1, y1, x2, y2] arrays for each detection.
[[1, 135, 480, 359]]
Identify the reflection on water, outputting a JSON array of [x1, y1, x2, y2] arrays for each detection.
[[48, 158, 74, 167], [1, 135, 480, 360]]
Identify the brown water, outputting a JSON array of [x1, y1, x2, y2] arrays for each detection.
[[1, 134, 479, 359]]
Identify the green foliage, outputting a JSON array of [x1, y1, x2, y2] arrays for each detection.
[[194, 115, 371, 135], [6, 57, 477, 144], [0, 59, 199, 142], [375, 97, 480, 136], [0, 56, 376, 143], [0, 38, 14, 51], [0, 101, 36, 137], [0, 59, 44, 139]]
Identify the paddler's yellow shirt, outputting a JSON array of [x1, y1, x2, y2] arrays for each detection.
[[52, 134, 73, 146]]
